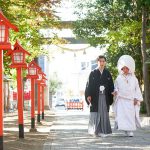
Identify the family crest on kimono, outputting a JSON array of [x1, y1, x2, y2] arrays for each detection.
[[112, 55, 143, 137], [85, 55, 114, 137]]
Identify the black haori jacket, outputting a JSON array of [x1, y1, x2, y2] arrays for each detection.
[[85, 68, 114, 112]]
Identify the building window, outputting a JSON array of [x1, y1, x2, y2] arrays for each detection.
[[91, 60, 98, 70], [81, 62, 89, 70]]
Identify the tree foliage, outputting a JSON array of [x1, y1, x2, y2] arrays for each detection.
[[0, 0, 62, 77], [73, 0, 150, 114], [49, 72, 62, 95], [73, 0, 149, 75]]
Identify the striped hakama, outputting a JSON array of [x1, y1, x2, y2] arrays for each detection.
[[88, 91, 112, 135]]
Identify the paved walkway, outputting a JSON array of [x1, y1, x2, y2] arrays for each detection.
[[43, 109, 150, 150]]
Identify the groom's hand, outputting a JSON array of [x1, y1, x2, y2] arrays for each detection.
[[87, 96, 91, 103]]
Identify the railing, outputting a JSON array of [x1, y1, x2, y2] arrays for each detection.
[[66, 101, 84, 110]]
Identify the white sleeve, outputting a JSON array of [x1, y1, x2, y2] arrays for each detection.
[[114, 77, 119, 92], [134, 77, 143, 101]]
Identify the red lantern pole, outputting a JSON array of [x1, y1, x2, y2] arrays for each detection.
[[16, 68, 24, 138], [27, 61, 41, 131], [37, 70, 46, 123], [37, 82, 41, 123], [42, 85, 44, 120], [0, 50, 3, 149], [30, 79, 37, 131], [0, 11, 18, 149], [7, 40, 30, 138]]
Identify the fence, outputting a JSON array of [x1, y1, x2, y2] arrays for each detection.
[[66, 101, 84, 110]]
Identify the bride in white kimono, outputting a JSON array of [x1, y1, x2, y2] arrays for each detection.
[[112, 55, 143, 137]]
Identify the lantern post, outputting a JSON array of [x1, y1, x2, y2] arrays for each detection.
[[7, 40, 30, 138], [0, 11, 18, 149], [36, 71, 46, 123], [41, 76, 47, 120], [41, 85, 45, 120], [26, 61, 41, 131], [36, 71, 42, 123]]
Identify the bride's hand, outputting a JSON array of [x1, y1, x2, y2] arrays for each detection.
[[112, 91, 117, 96], [134, 99, 139, 105]]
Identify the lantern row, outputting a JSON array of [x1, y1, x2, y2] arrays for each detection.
[[0, 10, 47, 149]]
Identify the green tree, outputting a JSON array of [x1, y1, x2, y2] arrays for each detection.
[[141, 2, 150, 116], [0, 0, 62, 77], [73, 0, 150, 115], [49, 79, 62, 95], [49, 73, 62, 95]]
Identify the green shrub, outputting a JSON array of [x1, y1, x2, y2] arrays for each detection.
[[140, 101, 147, 114]]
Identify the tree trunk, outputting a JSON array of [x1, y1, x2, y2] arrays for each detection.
[[141, 6, 150, 116]]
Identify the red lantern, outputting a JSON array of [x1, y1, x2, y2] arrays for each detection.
[[36, 70, 46, 83], [37, 70, 47, 86], [0, 11, 18, 50], [7, 40, 30, 138], [41, 76, 47, 86], [27, 61, 41, 78], [7, 40, 30, 68]]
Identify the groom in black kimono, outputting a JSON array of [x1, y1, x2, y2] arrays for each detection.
[[85, 55, 114, 137]]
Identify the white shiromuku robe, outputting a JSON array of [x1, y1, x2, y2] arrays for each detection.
[[113, 74, 143, 131]]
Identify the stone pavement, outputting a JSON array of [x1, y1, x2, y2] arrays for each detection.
[[43, 108, 150, 150]]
